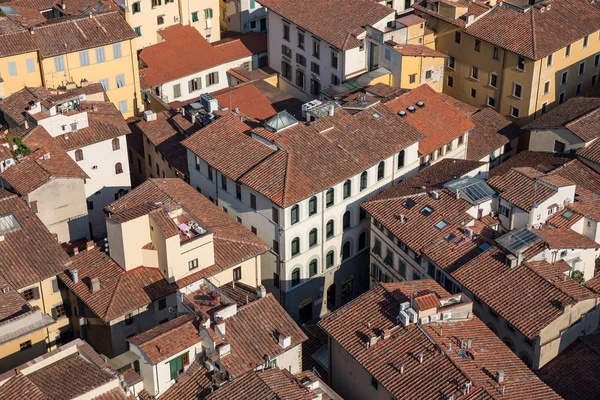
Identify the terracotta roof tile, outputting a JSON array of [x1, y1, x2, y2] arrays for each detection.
[[413, 0, 491, 28], [466, 108, 521, 161], [384, 84, 474, 155], [390, 43, 446, 57], [158, 359, 214, 400], [422, 229, 490, 274], [211, 83, 279, 121], [487, 168, 561, 212], [577, 138, 600, 164], [139, 25, 266, 88], [217, 281, 258, 307], [319, 280, 559, 399], [0, 87, 53, 126], [535, 227, 599, 249], [260, 0, 393, 50], [549, 159, 600, 199], [546, 207, 583, 228], [0, 373, 47, 400], [489, 150, 574, 178], [0, 30, 37, 58]]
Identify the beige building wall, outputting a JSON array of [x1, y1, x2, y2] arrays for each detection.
[[180, 0, 221, 42], [0, 328, 49, 374], [143, 137, 180, 180], [0, 51, 43, 98], [40, 40, 141, 118], [107, 215, 152, 271], [123, 0, 181, 49]]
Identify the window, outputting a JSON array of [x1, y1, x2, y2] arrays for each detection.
[[326, 250, 334, 268], [331, 74, 340, 86], [251, 226, 257, 234], [489, 73, 498, 88], [309, 228, 318, 247], [26, 57, 35, 73], [297, 31, 305, 49], [342, 242, 351, 260], [208, 165, 213, 181], [510, 105, 520, 119], [310, 78, 320, 96], [250, 0, 256, 8], [188, 258, 199, 270], [169, 355, 185, 380], [134, 27, 142, 36], [204, 8, 213, 19], [53, 304, 67, 319], [470, 66, 479, 80], [113, 43, 122, 59], [343, 180, 351, 199], [233, 267, 241, 281], [559, 91, 566, 104], [592, 74, 598, 87], [516, 56, 525, 71], [132, 1, 141, 13], [561, 71, 569, 86], [326, 220, 334, 238], [471, 88, 477, 98], [20, 341, 32, 351], [544, 80, 550, 94], [425, 70, 432, 80], [447, 55, 455, 70], [296, 53, 306, 67], [371, 376, 378, 390], [576, 81, 583, 95], [326, 188, 334, 207], [595, 54, 600, 68], [579, 61, 586, 76], [513, 83, 522, 98], [189, 77, 202, 92], [409, 74, 416, 84], [272, 240, 279, 254], [283, 24, 290, 41], [566, 44, 571, 57], [125, 313, 134, 325], [235, 184, 242, 200], [79, 51, 90, 67], [291, 268, 300, 286], [312, 39, 320, 58], [51, 278, 59, 293], [308, 196, 317, 215], [99, 78, 109, 91], [583, 34, 589, 48], [487, 96, 495, 108], [547, 53, 553, 67], [173, 84, 181, 99], [458, 135, 464, 145], [192, 12, 199, 22], [118, 100, 128, 114], [310, 61, 320, 75], [158, 298, 167, 310], [206, 72, 219, 86], [250, 193, 257, 210], [447, 75, 454, 87], [22, 288, 37, 301], [541, 102, 548, 115], [281, 61, 292, 80], [111, 138, 120, 152], [331, 50, 339, 70], [492, 46, 499, 60], [474, 39, 481, 52], [75, 149, 83, 161], [273, 273, 280, 288], [291, 238, 300, 256], [220, 174, 227, 191], [455, 31, 461, 44], [87, 200, 94, 210], [360, 171, 368, 190], [96, 47, 106, 63], [54, 55, 65, 72], [343, 211, 351, 230], [116, 74, 126, 88], [309, 260, 318, 277], [291, 205, 299, 224], [377, 161, 385, 180], [295, 69, 305, 90], [397, 150, 405, 169]]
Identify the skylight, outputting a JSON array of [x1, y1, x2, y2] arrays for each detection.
[[561, 210, 575, 220], [403, 198, 416, 209], [0, 214, 21, 233], [435, 220, 448, 230], [444, 233, 456, 242], [421, 206, 434, 216], [372, 112, 382, 119], [496, 227, 541, 255], [445, 178, 496, 205], [478, 242, 491, 252]]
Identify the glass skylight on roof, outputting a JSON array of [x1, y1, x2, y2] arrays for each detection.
[[444, 233, 456, 242], [445, 178, 497, 205], [0, 213, 21, 233], [421, 206, 434, 216], [403, 198, 416, 209], [478, 242, 491, 252], [372, 112, 382, 119], [435, 220, 448, 230], [561, 210, 575, 220], [264, 110, 298, 133], [496, 227, 541, 255]]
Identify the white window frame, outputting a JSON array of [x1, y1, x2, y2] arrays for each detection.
[[510, 105, 520, 119]]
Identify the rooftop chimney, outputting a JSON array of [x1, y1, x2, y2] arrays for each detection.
[[90, 277, 100, 293], [279, 333, 291, 349], [467, 338, 472, 349], [73, 247, 79, 255], [419, 353, 424, 364], [256, 284, 267, 298], [0, 232, 4, 242], [86, 240, 94, 251], [72, 269, 79, 283], [496, 370, 505, 384]]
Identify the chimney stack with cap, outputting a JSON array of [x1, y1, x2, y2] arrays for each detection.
[[72, 269, 79, 283], [91, 277, 100, 293]]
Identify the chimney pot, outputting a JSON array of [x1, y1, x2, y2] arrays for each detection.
[[90, 277, 100, 293], [496, 370, 505, 384], [467, 338, 472, 349], [86, 240, 94, 251], [419, 353, 424, 363], [73, 247, 79, 255], [72, 269, 79, 283], [256, 284, 267, 298]]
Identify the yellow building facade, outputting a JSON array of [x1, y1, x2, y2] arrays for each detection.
[[414, 0, 600, 125], [0, 50, 43, 98]]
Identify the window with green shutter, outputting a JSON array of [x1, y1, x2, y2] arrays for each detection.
[[250, 0, 256, 8], [204, 8, 213, 19], [173, 84, 181, 98], [192, 12, 198, 22], [169, 355, 183, 380]]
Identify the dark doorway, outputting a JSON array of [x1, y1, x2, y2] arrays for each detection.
[[299, 300, 313, 323], [326, 284, 336, 311]]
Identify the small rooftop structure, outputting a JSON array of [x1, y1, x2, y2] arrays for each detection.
[[444, 177, 496, 205], [496, 227, 542, 256], [264, 110, 298, 133]]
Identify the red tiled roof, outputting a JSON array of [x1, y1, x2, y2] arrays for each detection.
[[211, 83, 279, 121], [549, 159, 600, 199], [105, 179, 270, 269], [384, 84, 474, 155], [413, 0, 491, 28], [0, 30, 37, 58], [139, 25, 266, 88], [489, 151, 574, 178], [452, 246, 598, 339], [546, 207, 583, 228], [487, 168, 560, 212], [537, 334, 600, 400], [463, 0, 600, 60], [577, 138, 600, 164], [0, 87, 53, 126], [422, 228, 490, 274], [217, 294, 307, 378], [319, 280, 559, 399], [0, 190, 70, 289], [390, 43, 446, 57], [259, 0, 393, 50], [206, 368, 317, 400], [128, 314, 200, 364], [58, 248, 178, 322], [567, 199, 600, 222], [466, 108, 521, 161], [158, 360, 214, 400], [535, 227, 599, 250]]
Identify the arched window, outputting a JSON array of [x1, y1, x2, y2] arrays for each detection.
[[377, 161, 385, 180], [342, 241, 351, 260], [291, 237, 300, 256], [309, 259, 318, 277], [326, 220, 334, 238], [360, 171, 368, 190], [112, 137, 120, 151], [291, 205, 299, 225], [358, 232, 366, 250], [343, 179, 351, 199], [397, 150, 405, 169], [343, 211, 351, 230], [326, 188, 334, 207], [326, 250, 335, 268], [291, 268, 301, 286], [309, 228, 318, 247], [115, 162, 123, 174], [75, 149, 83, 161], [308, 196, 317, 215]]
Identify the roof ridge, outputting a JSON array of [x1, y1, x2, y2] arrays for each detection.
[[214, 235, 269, 250], [237, 292, 272, 312], [566, 104, 600, 127], [524, 261, 586, 304], [530, 5, 537, 60]]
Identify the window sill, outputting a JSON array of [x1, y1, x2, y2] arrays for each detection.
[[467, 77, 479, 82]]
